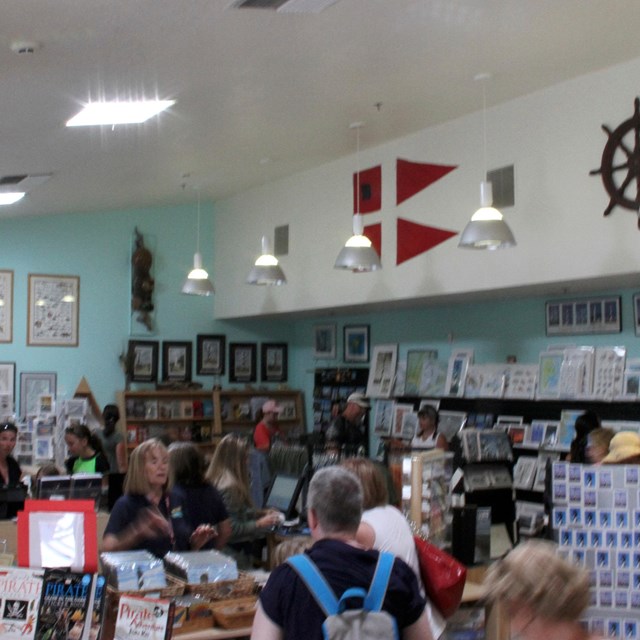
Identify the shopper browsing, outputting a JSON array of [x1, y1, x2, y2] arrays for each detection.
[[411, 406, 448, 451], [324, 392, 370, 455], [253, 399, 283, 452], [96, 403, 127, 474], [0, 422, 24, 519], [168, 441, 232, 551], [252, 466, 432, 640], [64, 424, 110, 475]]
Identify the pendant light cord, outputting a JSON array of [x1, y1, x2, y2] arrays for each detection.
[[355, 124, 361, 216], [482, 80, 487, 182], [196, 188, 201, 254]]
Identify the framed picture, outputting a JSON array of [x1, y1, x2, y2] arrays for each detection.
[[404, 349, 438, 396], [162, 341, 192, 382], [634, 294, 640, 337], [0, 270, 13, 343], [127, 340, 159, 383], [261, 343, 288, 382], [196, 334, 226, 376], [445, 350, 473, 397], [313, 324, 337, 359], [372, 399, 395, 436], [537, 350, 564, 399], [27, 274, 79, 346], [366, 344, 398, 398], [344, 324, 370, 363], [545, 296, 621, 335], [0, 362, 15, 406], [229, 343, 257, 383], [20, 372, 57, 418]]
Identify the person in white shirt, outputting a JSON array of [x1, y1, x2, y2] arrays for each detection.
[[411, 406, 448, 451]]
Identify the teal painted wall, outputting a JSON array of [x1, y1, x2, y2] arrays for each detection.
[[2, 202, 638, 431]]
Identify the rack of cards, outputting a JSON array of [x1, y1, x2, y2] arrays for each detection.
[[551, 461, 640, 638]]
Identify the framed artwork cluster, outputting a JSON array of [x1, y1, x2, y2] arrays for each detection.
[[126, 337, 288, 384], [312, 323, 370, 363], [545, 296, 621, 336]]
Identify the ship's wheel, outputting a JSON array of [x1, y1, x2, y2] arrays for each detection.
[[590, 97, 640, 227]]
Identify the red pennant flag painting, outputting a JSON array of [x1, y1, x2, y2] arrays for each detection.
[[396, 218, 457, 265], [364, 222, 382, 258], [354, 165, 382, 214], [396, 159, 457, 206]]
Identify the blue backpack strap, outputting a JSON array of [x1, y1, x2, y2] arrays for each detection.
[[364, 551, 395, 612], [287, 554, 339, 616]]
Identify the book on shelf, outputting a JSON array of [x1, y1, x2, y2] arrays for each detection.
[[34, 569, 95, 640], [513, 456, 538, 490], [126, 424, 138, 445], [89, 575, 106, 640], [0, 566, 45, 640], [114, 593, 174, 640]]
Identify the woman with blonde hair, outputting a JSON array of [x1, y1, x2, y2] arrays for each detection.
[[206, 434, 281, 567], [483, 539, 599, 640]]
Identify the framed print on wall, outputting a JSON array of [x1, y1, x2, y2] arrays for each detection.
[[127, 340, 158, 383], [27, 274, 79, 346], [366, 344, 398, 398], [196, 334, 226, 375], [313, 324, 337, 359], [344, 324, 370, 363], [162, 341, 192, 382], [546, 296, 621, 336], [229, 342, 257, 383], [261, 343, 288, 383], [20, 372, 56, 418], [0, 362, 15, 406], [0, 270, 13, 343]]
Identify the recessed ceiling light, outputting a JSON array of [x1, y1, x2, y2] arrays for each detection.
[[0, 192, 25, 205], [66, 100, 176, 127]]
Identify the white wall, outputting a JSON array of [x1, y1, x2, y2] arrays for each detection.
[[214, 56, 640, 319]]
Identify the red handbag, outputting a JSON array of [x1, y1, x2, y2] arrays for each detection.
[[413, 535, 467, 618]]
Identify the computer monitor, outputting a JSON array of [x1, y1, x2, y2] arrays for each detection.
[[264, 473, 304, 520]]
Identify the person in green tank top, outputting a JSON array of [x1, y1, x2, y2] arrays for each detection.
[[64, 424, 110, 475]]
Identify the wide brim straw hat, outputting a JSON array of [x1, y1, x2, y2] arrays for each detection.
[[602, 431, 640, 463]]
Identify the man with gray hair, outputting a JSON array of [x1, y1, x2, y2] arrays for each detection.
[[251, 466, 433, 640]]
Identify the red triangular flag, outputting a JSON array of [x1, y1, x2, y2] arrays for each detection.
[[396, 218, 457, 265], [364, 222, 382, 257], [396, 159, 457, 205]]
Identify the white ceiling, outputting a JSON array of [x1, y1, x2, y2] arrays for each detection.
[[3, 0, 640, 218]]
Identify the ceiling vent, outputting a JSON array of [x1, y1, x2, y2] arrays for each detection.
[[229, 0, 339, 13]]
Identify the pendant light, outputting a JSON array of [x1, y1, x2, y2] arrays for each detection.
[[334, 122, 381, 272], [247, 235, 287, 285], [459, 74, 516, 250], [181, 189, 215, 296]]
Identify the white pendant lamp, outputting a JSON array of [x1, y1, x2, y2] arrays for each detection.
[[459, 74, 516, 250], [182, 190, 214, 296], [247, 235, 287, 285], [334, 122, 381, 272]]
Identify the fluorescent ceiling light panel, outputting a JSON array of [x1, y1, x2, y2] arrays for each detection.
[[0, 192, 25, 205], [66, 100, 176, 126]]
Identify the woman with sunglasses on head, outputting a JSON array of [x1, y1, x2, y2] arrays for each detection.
[[0, 422, 25, 518]]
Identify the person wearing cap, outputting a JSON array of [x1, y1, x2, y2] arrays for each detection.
[[254, 399, 283, 452], [601, 431, 640, 464], [324, 392, 370, 455], [411, 405, 448, 451]]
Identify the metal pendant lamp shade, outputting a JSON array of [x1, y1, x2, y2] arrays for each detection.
[[247, 236, 287, 285], [459, 73, 516, 251], [334, 213, 381, 272], [181, 191, 214, 296], [334, 122, 381, 273], [459, 181, 516, 250]]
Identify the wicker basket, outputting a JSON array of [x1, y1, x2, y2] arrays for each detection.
[[182, 571, 257, 601], [101, 576, 186, 640], [211, 596, 258, 629]]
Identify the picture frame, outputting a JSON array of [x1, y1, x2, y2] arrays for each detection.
[[445, 350, 473, 397], [365, 343, 398, 398], [127, 340, 159, 383], [0, 270, 13, 343], [344, 324, 370, 363], [20, 372, 57, 418], [27, 274, 79, 346], [634, 293, 640, 337], [162, 341, 192, 382], [404, 349, 438, 396], [545, 296, 621, 336], [261, 343, 288, 382], [313, 324, 337, 359], [229, 342, 257, 383], [196, 334, 226, 376], [0, 362, 16, 406], [537, 350, 565, 399], [372, 399, 394, 436]]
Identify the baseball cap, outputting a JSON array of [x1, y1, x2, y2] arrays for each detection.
[[347, 392, 370, 409], [262, 399, 282, 414]]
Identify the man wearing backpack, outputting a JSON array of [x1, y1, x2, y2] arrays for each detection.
[[251, 466, 434, 640]]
